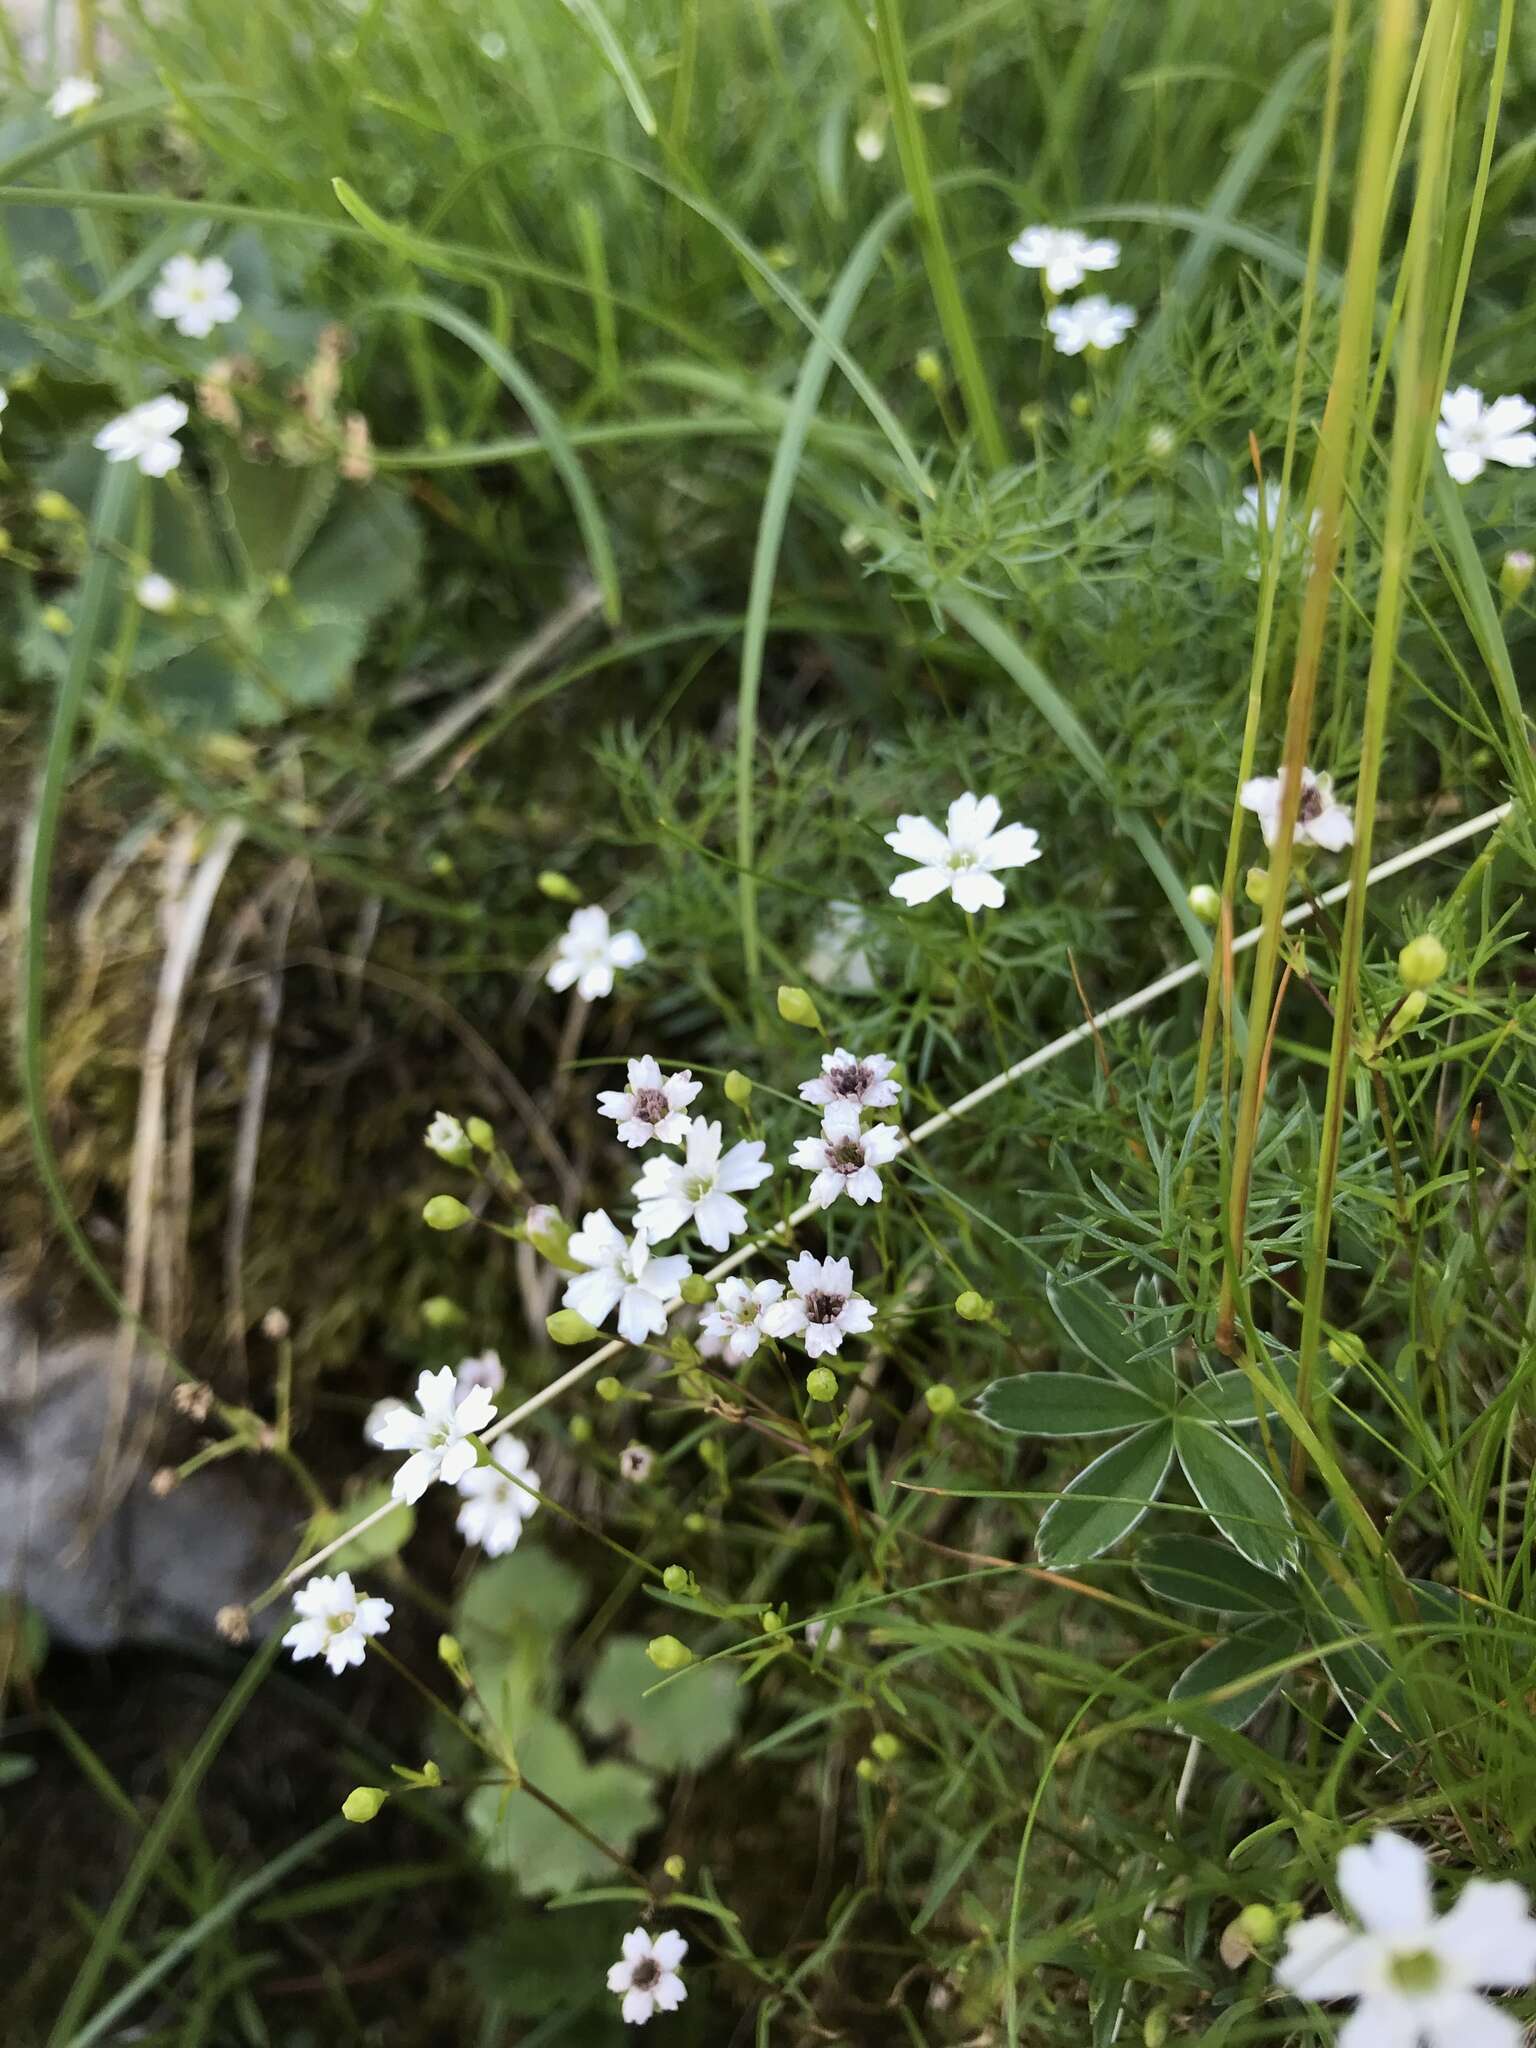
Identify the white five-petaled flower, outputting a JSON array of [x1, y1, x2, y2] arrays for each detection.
[[93, 396, 188, 478], [789, 1101, 901, 1210], [1234, 481, 1322, 578], [371, 1365, 497, 1503], [364, 1396, 408, 1448], [455, 1435, 539, 1556], [632, 1118, 772, 1252], [149, 253, 242, 340], [563, 1210, 691, 1346], [1045, 293, 1138, 355], [1436, 385, 1536, 485], [1275, 1831, 1536, 2048], [134, 571, 178, 614], [700, 1277, 785, 1364], [50, 76, 101, 119], [424, 1110, 471, 1163], [282, 1571, 392, 1676], [454, 1349, 505, 1402], [886, 792, 1041, 912], [608, 1927, 688, 2026], [597, 1055, 701, 1149], [762, 1251, 876, 1358], [800, 1047, 901, 1112], [1239, 764, 1354, 853], [545, 904, 646, 1003], [1007, 224, 1120, 295]]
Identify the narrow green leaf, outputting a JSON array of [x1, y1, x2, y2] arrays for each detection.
[[977, 1373, 1165, 1439], [1169, 1621, 1303, 1733], [557, 0, 658, 135], [1174, 1423, 1297, 1574], [1035, 1425, 1175, 1570], [1177, 1361, 1297, 1426]]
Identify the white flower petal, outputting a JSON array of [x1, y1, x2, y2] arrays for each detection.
[[1275, 1914, 1377, 2001], [1338, 1834, 1434, 1937]]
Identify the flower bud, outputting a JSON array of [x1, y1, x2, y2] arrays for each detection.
[[568, 1413, 592, 1443], [954, 1290, 993, 1323], [646, 1634, 693, 1672], [776, 984, 823, 1031], [34, 489, 77, 522], [135, 572, 178, 615], [546, 1308, 600, 1345], [1501, 548, 1534, 602], [1382, 988, 1427, 1045], [342, 1786, 388, 1824], [424, 1111, 472, 1166], [909, 80, 951, 109], [680, 1274, 713, 1306], [537, 869, 583, 903], [760, 1608, 784, 1634], [40, 605, 72, 636], [1237, 1903, 1278, 1945], [855, 1755, 881, 1783], [596, 1376, 624, 1402], [420, 1295, 463, 1328], [662, 1564, 693, 1595], [1143, 2005, 1171, 2048], [914, 348, 944, 388], [1397, 933, 1447, 989], [525, 1204, 582, 1272], [840, 524, 869, 556], [437, 1634, 472, 1687], [663, 1853, 687, 1881], [870, 1731, 903, 1761], [1069, 389, 1092, 419], [806, 1366, 839, 1403], [422, 1194, 472, 1231], [1244, 865, 1270, 907], [465, 1116, 495, 1152], [1146, 424, 1177, 461], [260, 1306, 290, 1342], [1327, 1331, 1367, 1369], [1188, 882, 1221, 925], [854, 119, 886, 163], [683, 1511, 707, 1533], [723, 1069, 753, 1107], [923, 1383, 958, 1417]]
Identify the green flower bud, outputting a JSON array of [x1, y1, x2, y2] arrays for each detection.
[[806, 1366, 839, 1403], [914, 348, 944, 388], [1237, 1903, 1278, 1945], [662, 1564, 692, 1595], [1397, 933, 1447, 989], [1143, 2004, 1171, 2048], [646, 1634, 693, 1672], [424, 1110, 472, 1165], [40, 605, 72, 636], [525, 1204, 582, 1272], [422, 1195, 472, 1231], [954, 1290, 993, 1323], [776, 984, 823, 1031], [680, 1274, 713, 1306], [870, 1731, 903, 1761], [683, 1511, 707, 1533], [723, 1069, 753, 1107], [1188, 883, 1222, 925], [1382, 988, 1428, 1044], [465, 1116, 495, 1151], [924, 1383, 958, 1417], [1069, 389, 1092, 419], [760, 1608, 784, 1634], [546, 1308, 600, 1345], [663, 1853, 687, 1881], [269, 571, 291, 597], [420, 1295, 463, 1328], [342, 1786, 388, 1823], [437, 1634, 471, 1687], [1501, 548, 1534, 602], [595, 1376, 624, 1402], [1244, 865, 1270, 907], [568, 1413, 592, 1443], [1327, 1331, 1368, 1369], [1146, 424, 1177, 462], [537, 869, 583, 903], [33, 489, 77, 522], [855, 1755, 881, 1783]]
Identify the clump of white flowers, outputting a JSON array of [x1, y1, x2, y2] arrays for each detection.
[[1239, 765, 1354, 853], [886, 792, 1040, 912], [607, 1927, 688, 2025], [282, 1571, 392, 1675], [372, 1366, 497, 1503], [149, 253, 242, 339], [546, 904, 646, 1002], [1275, 1831, 1536, 2048]]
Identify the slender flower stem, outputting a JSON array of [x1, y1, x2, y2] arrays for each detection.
[[272, 798, 1512, 1593]]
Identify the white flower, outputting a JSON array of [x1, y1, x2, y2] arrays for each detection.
[[545, 904, 645, 1002], [885, 791, 1041, 912], [789, 1101, 901, 1210], [563, 1211, 690, 1346], [1436, 385, 1536, 485], [607, 1926, 688, 2025], [1239, 764, 1354, 853], [1045, 293, 1137, 355], [50, 76, 101, 119], [93, 396, 188, 478], [804, 1618, 844, 1653], [700, 1277, 785, 1363], [597, 1055, 700, 1149], [0, 388, 8, 428], [371, 1365, 497, 1503], [149, 253, 241, 340], [800, 1047, 901, 1112], [363, 1396, 409, 1448], [1275, 1831, 1536, 2048], [1234, 481, 1321, 576], [619, 1442, 654, 1482], [1007, 224, 1120, 294], [762, 1251, 876, 1359], [281, 1571, 392, 1676], [424, 1110, 470, 1163], [631, 1119, 772, 1251], [134, 571, 178, 614], [455, 1436, 539, 1555], [802, 897, 876, 992], [454, 1349, 505, 1402]]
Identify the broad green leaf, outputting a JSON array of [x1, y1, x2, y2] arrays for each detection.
[[465, 1713, 656, 1898], [578, 1635, 743, 1772], [1135, 1535, 1293, 1614], [1174, 1423, 1297, 1574], [456, 1544, 588, 1670], [1178, 1363, 1294, 1426], [977, 1372, 1166, 1438], [1169, 1620, 1303, 1732], [289, 484, 422, 622], [216, 447, 335, 579], [238, 611, 366, 721], [1035, 1424, 1175, 1570], [310, 1484, 414, 1573], [1046, 1270, 1174, 1395]]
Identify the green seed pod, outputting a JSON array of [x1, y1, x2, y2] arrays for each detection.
[[546, 1308, 600, 1345], [724, 1069, 753, 1106], [924, 1383, 958, 1417], [1188, 882, 1221, 925], [806, 1366, 839, 1403], [1397, 933, 1447, 989], [954, 1290, 993, 1323], [776, 984, 823, 1030]]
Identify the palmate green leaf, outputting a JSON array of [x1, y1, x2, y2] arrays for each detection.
[[309, 1483, 415, 1572], [1035, 1424, 1175, 1570], [1135, 1535, 1293, 1614], [456, 1544, 588, 1670], [1173, 1422, 1297, 1574], [1045, 1270, 1174, 1397], [1169, 1619, 1304, 1733], [578, 1634, 743, 1772], [465, 1713, 657, 1899], [977, 1372, 1167, 1438]]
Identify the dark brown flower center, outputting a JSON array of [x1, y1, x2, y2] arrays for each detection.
[[803, 1290, 846, 1324], [828, 1139, 865, 1172], [633, 1087, 670, 1123], [1297, 782, 1324, 823], [631, 1958, 661, 1990], [829, 1063, 869, 1098]]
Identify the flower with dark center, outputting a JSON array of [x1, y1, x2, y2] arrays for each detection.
[[789, 1101, 901, 1210], [763, 1253, 876, 1359], [598, 1054, 701, 1148]]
